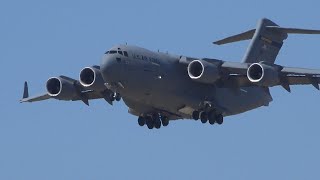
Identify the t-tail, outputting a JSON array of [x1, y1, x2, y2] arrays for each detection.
[[214, 18, 320, 64]]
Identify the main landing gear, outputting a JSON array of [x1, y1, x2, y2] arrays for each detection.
[[137, 113, 169, 129], [192, 110, 224, 125]]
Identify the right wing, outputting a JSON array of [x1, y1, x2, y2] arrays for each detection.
[[19, 81, 51, 103], [20, 93, 51, 103], [20, 79, 115, 106]]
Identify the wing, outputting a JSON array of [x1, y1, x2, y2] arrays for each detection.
[[20, 80, 114, 106], [20, 93, 51, 103], [19, 81, 50, 103], [179, 56, 320, 91], [220, 63, 320, 92]]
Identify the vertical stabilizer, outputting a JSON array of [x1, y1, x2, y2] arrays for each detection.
[[241, 18, 287, 64], [214, 18, 320, 64]]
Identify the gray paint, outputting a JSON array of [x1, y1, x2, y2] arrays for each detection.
[[99, 44, 273, 120], [21, 18, 320, 126]]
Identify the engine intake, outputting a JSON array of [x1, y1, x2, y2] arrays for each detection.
[[247, 63, 280, 86], [187, 60, 220, 84], [46, 78, 61, 96], [46, 76, 78, 100], [79, 66, 106, 91]]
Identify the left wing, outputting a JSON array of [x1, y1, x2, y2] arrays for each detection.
[[181, 57, 320, 92], [219, 62, 320, 92]]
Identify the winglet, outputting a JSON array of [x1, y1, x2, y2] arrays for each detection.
[[23, 81, 29, 99], [20, 81, 29, 103]]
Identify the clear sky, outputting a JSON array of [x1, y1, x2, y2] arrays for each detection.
[[1, 0, 320, 179]]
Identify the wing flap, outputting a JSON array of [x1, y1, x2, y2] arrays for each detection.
[[283, 75, 320, 86], [219, 74, 320, 91], [281, 67, 320, 76]]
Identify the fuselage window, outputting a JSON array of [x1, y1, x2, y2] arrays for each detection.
[[118, 51, 123, 55], [124, 51, 128, 57], [109, 50, 117, 54]]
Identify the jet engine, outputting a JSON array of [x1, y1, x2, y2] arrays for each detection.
[[46, 76, 78, 100], [187, 60, 221, 84], [79, 66, 106, 91], [247, 63, 280, 86]]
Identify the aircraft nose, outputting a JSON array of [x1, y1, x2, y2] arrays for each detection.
[[100, 55, 117, 83]]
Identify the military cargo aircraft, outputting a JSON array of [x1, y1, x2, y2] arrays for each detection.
[[21, 18, 320, 129]]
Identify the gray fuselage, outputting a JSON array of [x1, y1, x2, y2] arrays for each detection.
[[100, 45, 272, 120]]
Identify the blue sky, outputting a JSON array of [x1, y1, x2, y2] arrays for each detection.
[[1, 0, 320, 179]]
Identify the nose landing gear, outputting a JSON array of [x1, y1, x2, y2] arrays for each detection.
[[102, 90, 122, 105], [114, 93, 121, 101], [110, 92, 121, 102]]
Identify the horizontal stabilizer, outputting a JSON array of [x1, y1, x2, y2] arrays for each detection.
[[266, 26, 320, 34], [213, 26, 320, 45], [213, 29, 255, 45]]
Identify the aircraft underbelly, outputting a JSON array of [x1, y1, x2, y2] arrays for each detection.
[[213, 87, 273, 116], [119, 73, 201, 118], [121, 77, 273, 119]]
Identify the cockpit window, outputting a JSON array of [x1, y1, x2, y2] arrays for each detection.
[[105, 50, 128, 57]]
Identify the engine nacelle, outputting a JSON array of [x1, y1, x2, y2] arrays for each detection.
[[79, 66, 106, 91], [46, 76, 78, 100], [187, 60, 221, 84], [247, 63, 280, 86]]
